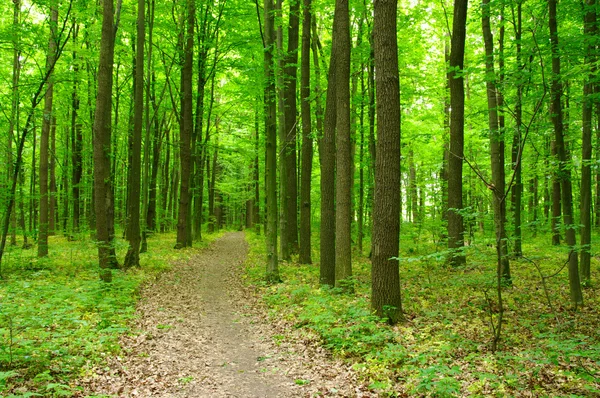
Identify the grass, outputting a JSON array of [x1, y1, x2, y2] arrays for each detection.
[[0, 230, 220, 397], [244, 226, 600, 397]]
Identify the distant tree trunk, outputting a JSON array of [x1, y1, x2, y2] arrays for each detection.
[[275, 0, 289, 261], [579, 0, 595, 285], [161, 128, 171, 232], [334, 0, 352, 287], [447, 0, 468, 267], [124, 0, 145, 268], [49, 117, 57, 235], [596, 111, 600, 228], [8, 0, 21, 247], [254, 106, 261, 234], [93, 0, 119, 280], [357, 43, 365, 254], [551, 140, 561, 245], [283, 0, 300, 255], [408, 149, 417, 223], [482, 0, 511, 286], [299, 0, 312, 265], [264, 0, 280, 282], [71, 23, 82, 234], [141, 0, 156, 253], [319, 21, 337, 287], [441, 35, 450, 227], [175, 0, 195, 249], [371, 0, 403, 324], [61, 122, 69, 233], [31, 122, 37, 236], [549, 0, 583, 306], [147, 108, 161, 234], [193, 8, 208, 241], [511, 2, 523, 257], [208, 145, 218, 232], [38, 4, 58, 258]]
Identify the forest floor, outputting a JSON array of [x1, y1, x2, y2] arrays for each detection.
[[80, 232, 364, 397]]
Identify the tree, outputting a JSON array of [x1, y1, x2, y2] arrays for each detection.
[[93, 0, 120, 280], [264, 0, 280, 282], [334, 0, 352, 287], [371, 0, 403, 324], [548, 0, 583, 306], [447, 0, 468, 267], [579, 0, 595, 285], [299, 0, 313, 265], [319, 21, 337, 287], [38, 3, 59, 258], [282, 0, 300, 256], [124, 0, 145, 268], [482, 0, 510, 284], [175, 0, 195, 249]]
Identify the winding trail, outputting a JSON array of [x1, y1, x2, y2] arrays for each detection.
[[82, 232, 365, 397]]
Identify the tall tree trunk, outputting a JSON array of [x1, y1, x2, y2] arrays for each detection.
[[8, 0, 21, 246], [93, 0, 119, 280], [441, 35, 450, 228], [49, 117, 57, 235], [371, 0, 403, 324], [357, 33, 365, 254], [447, 0, 468, 267], [579, 0, 596, 285], [141, 0, 156, 252], [482, 0, 511, 289], [551, 140, 561, 245], [299, 0, 312, 265], [264, 0, 280, 282], [31, 121, 37, 236], [511, 2, 523, 257], [408, 149, 417, 223], [71, 22, 82, 233], [38, 4, 58, 258], [283, 0, 300, 255], [319, 20, 337, 286], [334, 0, 352, 287], [175, 0, 195, 249], [548, 0, 583, 306], [192, 3, 209, 241], [254, 105, 261, 234], [276, 0, 289, 261], [124, 0, 145, 268]]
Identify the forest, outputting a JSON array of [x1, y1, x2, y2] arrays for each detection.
[[0, 0, 599, 395]]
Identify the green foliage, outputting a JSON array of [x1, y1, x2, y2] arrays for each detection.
[[245, 231, 600, 397], [0, 232, 216, 395]]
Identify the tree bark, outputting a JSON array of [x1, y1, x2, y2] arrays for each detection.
[[264, 0, 280, 282], [175, 0, 195, 249], [283, 0, 300, 256], [372, 0, 403, 324], [548, 0, 583, 306], [38, 4, 58, 258], [93, 0, 119, 280], [124, 0, 145, 268], [299, 0, 313, 265], [8, 0, 21, 246], [579, 0, 595, 285], [334, 0, 352, 288], [482, 0, 511, 286], [319, 20, 337, 287], [447, 0, 468, 267]]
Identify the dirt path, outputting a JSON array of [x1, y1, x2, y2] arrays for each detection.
[[82, 232, 364, 397]]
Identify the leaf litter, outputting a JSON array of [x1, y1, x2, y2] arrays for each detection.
[[79, 232, 366, 397]]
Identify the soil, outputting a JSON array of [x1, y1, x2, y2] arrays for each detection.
[[81, 232, 369, 397]]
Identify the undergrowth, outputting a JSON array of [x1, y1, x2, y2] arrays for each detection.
[[244, 229, 600, 397], [0, 231, 218, 397]]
